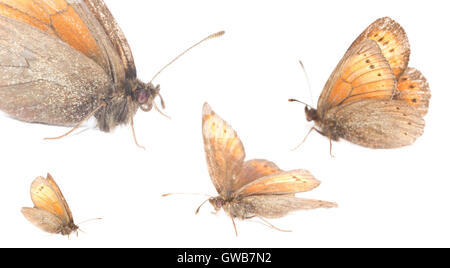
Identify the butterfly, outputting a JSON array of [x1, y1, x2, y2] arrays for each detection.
[[295, 17, 430, 152], [21, 173, 78, 236], [0, 0, 223, 148], [201, 102, 337, 235]]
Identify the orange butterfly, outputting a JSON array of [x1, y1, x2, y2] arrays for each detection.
[[21, 173, 78, 236], [294, 17, 430, 152], [201, 103, 337, 235], [0, 0, 223, 148]]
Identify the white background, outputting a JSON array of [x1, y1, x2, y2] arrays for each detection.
[[0, 0, 448, 248]]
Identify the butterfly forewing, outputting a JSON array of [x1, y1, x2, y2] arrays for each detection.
[[396, 67, 430, 116], [202, 103, 245, 196], [0, 0, 130, 84], [0, 15, 112, 125], [233, 169, 320, 197], [81, 0, 136, 79], [318, 39, 396, 116], [30, 174, 73, 224], [350, 17, 410, 79]]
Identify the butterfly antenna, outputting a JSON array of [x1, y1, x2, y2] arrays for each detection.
[[77, 217, 102, 226], [195, 198, 211, 215], [162, 193, 212, 198], [257, 216, 291, 232], [150, 31, 225, 84], [298, 60, 314, 106], [288, 98, 314, 109]]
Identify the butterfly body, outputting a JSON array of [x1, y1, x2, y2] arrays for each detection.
[[303, 17, 430, 149], [202, 103, 336, 234]]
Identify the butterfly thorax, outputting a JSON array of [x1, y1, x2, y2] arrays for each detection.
[[305, 106, 342, 141], [210, 196, 256, 220], [94, 79, 160, 132]]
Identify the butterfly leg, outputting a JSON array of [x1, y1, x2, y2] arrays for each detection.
[[230, 216, 238, 236], [44, 102, 106, 141], [328, 134, 335, 158], [292, 126, 320, 151], [257, 216, 292, 233], [130, 116, 145, 150]]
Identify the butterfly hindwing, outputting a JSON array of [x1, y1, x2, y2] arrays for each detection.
[[324, 99, 425, 148], [396, 67, 430, 116], [233, 169, 320, 197]]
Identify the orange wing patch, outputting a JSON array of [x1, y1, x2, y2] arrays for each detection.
[[322, 39, 396, 110], [396, 67, 430, 115], [351, 17, 410, 79], [0, 0, 102, 64], [30, 174, 70, 222], [235, 169, 320, 197], [232, 159, 282, 192]]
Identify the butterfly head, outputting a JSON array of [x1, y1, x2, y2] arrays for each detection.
[[209, 196, 226, 212], [133, 81, 165, 113], [305, 106, 319, 122]]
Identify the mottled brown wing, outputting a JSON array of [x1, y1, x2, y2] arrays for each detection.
[[0, 0, 132, 83], [395, 68, 430, 116], [231, 159, 282, 192], [325, 99, 425, 148], [0, 15, 111, 125], [233, 169, 320, 198], [79, 0, 136, 79], [234, 195, 337, 219], [349, 17, 410, 79], [21, 207, 64, 234], [30, 174, 73, 224], [317, 39, 396, 117], [202, 103, 245, 197]]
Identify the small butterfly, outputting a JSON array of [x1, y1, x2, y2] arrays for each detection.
[[21, 173, 79, 236], [201, 102, 337, 235], [294, 17, 430, 152]]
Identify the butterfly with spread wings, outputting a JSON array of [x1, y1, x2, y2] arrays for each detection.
[[295, 17, 430, 152], [201, 103, 337, 235]]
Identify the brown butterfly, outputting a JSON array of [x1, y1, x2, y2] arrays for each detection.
[[0, 0, 223, 148], [21, 173, 78, 236], [200, 102, 337, 235], [292, 17, 430, 152]]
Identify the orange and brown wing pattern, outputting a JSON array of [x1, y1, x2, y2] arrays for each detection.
[[30, 174, 72, 224], [395, 67, 430, 116], [232, 159, 282, 192], [202, 103, 245, 196], [318, 39, 396, 116], [0, 0, 103, 67], [350, 17, 410, 79], [82, 0, 136, 79], [0, 0, 130, 83], [234, 169, 320, 197]]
